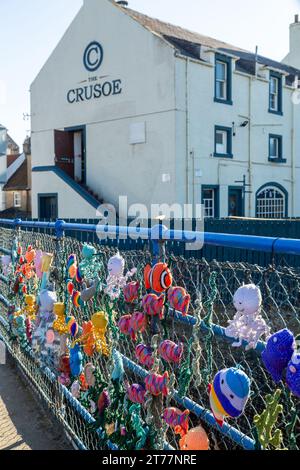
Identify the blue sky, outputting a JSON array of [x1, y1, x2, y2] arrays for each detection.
[[1, 0, 299, 147]]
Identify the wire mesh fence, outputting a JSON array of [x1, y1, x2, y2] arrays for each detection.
[[0, 223, 299, 451]]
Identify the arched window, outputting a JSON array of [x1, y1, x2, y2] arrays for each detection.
[[256, 183, 288, 219]]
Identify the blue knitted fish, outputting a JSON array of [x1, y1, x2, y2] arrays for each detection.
[[262, 329, 295, 383], [286, 352, 300, 398], [70, 343, 83, 377]]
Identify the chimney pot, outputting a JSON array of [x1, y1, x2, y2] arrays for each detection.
[[116, 1, 128, 6], [295, 14, 299, 23]]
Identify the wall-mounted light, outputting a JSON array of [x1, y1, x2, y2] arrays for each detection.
[[240, 120, 249, 128]]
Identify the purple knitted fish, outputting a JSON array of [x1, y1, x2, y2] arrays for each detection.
[[262, 329, 295, 383], [286, 352, 300, 398]]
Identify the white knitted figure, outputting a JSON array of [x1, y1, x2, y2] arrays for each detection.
[[225, 284, 271, 351]]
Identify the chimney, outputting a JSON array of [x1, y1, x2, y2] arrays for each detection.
[[283, 14, 300, 68], [116, 1, 128, 7]]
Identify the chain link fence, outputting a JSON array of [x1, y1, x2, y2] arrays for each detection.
[[0, 224, 299, 451]]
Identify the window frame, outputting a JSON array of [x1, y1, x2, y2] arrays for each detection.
[[214, 126, 233, 158], [214, 53, 233, 105], [201, 185, 220, 218], [13, 192, 21, 208], [268, 71, 283, 116], [268, 134, 286, 163]]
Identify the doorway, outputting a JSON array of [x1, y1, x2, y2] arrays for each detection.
[[54, 126, 86, 183], [38, 194, 58, 220], [228, 187, 244, 217]]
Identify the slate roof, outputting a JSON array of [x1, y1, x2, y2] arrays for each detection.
[[121, 6, 300, 85], [3, 160, 29, 191]]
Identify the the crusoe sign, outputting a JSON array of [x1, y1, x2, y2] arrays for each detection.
[[67, 41, 122, 104]]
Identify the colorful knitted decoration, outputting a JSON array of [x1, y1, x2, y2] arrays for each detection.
[[208, 367, 251, 427], [142, 294, 165, 319], [179, 425, 209, 451], [158, 340, 183, 364], [144, 372, 169, 397], [123, 281, 140, 304], [144, 263, 172, 293], [225, 284, 270, 350], [135, 344, 154, 369], [253, 389, 285, 450], [162, 408, 190, 437], [286, 352, 300, 398], [262, 329, 295, 383], [167, 286, 190, 316]]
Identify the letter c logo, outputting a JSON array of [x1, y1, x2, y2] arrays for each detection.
[[83, 42, 103, 72]]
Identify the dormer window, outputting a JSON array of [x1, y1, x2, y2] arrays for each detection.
[[269, 71, 283, 115], [214, 54, 232, 105]]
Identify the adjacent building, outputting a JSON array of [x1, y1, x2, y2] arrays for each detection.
[[30, 0, 300, 219]]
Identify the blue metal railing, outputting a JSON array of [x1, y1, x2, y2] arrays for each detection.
[[1, 217, 300, 255]]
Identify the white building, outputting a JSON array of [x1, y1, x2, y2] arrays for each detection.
[[30, 0, 300, 220]]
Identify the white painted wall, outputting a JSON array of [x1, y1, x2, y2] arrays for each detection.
[[31, 0, 176, 217], [32, 171, 97, 219], [175, 55, 300, 217], [31, 0, 300, 219]]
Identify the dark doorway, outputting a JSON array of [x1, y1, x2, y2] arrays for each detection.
[[54, 130, 75, 178], [228, 187, 244, 217], [38, 194, 58, 220], [54, 126, 86, 183]]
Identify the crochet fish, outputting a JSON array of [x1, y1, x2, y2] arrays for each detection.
[[167, 286, 190, 316], [262, 329, 295, 383], [123, 281, 140, 303], [145, 371, 169, 397], [144, 263, 172, 293], [286, 352, 300, 398], [135, 344, 154, 368], [70, 343, 83, 377], [158, 340, 183, 364], [142, 293, 165, 319], [127, 384, 146, 404], [162, 408, 190, 437], [208, 367, 251, 427]]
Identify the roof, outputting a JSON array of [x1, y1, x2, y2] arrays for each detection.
[[3, 159, 29, 191], [120, 6, 300, 85], [7, 134, 19, 152]]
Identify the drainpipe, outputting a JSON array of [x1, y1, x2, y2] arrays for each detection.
[[185, 57, 190, 210], [291, 76, 297, 217]]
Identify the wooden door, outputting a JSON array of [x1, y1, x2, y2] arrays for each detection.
[[54, 130, 74, 178]]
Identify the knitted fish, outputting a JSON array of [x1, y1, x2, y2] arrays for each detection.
[[98, 390, 110, 416], [145, 372, 169, 397], [286, 352, 300, 398], [179, 425, 209, 451], [167, 287, 190, 316], [130, 312, 147, 338], [208, 367, 251, 427], [127, 384, 146, 404], [162, 408, 190, 437], [118, 315, 133, 338], [144, 263, 172, 293], [67, 254, 77, 279], [80, 278, 99, 303], [70, 343, 83, 377], [81, 321, 96, 357], [71, 290, 84, 308], [158, 340, 184, 364], [118, 313, 147, 341], [123, 281, 140, 303], [135, 344, 154, 368], [142, 293, 165, 319], [262, 329, 295, 383]]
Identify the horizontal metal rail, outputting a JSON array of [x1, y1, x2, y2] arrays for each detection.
[[0, 218, 299, 255]]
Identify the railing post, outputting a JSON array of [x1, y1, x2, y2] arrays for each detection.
[[55, 219, 66, 239]]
